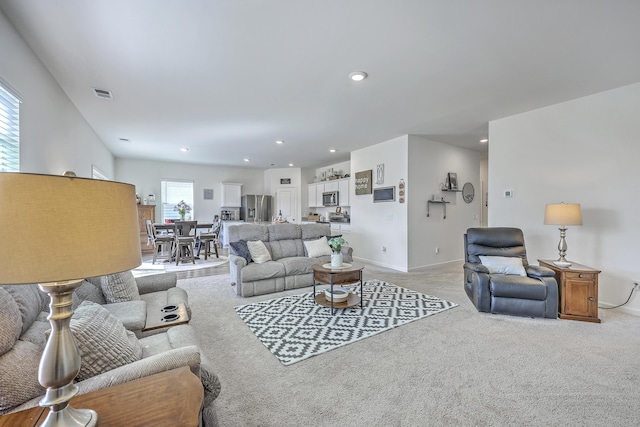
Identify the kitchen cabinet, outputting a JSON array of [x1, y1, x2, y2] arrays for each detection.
[[137, 205, 155, 254], [308, 184, 318, 208], [324, 181, 339, 192], [338, 178, 349, 206], [316, 183, 324, 207], [221, 183, 242, 207]]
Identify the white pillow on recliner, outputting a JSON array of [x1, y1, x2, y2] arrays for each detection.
[[479, 256, 527, 276]]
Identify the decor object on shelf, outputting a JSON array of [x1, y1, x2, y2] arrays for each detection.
[[376, 163, 384, 184], [174, 200, 192, 221], [0, 172, 141, 427], [447, 172, 458, 190], [355, 170, 372, 195], [544, 203, 583, 267], [324, 286, 350, 303], [328, 236, 348, 267], [462, 182, 474, 203]]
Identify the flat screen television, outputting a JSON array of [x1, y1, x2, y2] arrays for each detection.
[[373, 186, 395, 203]]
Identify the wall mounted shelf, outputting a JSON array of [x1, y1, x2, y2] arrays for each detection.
[[427, 200, 450, 219]]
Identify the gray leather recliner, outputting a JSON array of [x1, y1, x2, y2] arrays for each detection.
[[464, 227, 558, 319]]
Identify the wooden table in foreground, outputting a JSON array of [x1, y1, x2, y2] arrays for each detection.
[[0, 366, 203, 427], [312, 262, 364, 314], [539, 259, 601, 323]]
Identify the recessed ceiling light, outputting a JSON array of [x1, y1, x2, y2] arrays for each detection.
[[288, 163, 294, 167], [276, 140, 284, 144], [243, 158, 250, 162], [480, 138, 488, 143], [329, 149, 336, 153], [349, 71, 368, 81], [180, 147, 189, 152]]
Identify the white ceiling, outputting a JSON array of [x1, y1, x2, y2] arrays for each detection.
[[2, 1, 640, 169]]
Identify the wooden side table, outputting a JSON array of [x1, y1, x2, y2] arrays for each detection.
[[0, 366, 203, 427], [539, 259, 601, 323]]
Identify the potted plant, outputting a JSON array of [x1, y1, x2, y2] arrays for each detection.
[[328, 236, 348, 267], [174, 200, 192, 221]]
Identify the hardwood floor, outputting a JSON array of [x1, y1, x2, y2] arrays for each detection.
[[140, 248, 230, 280]]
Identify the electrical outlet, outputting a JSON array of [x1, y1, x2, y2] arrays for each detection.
[[435, 247, 439, 254]]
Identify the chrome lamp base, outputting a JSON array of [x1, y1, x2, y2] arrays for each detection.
[[38, 280, 98, 427], [553, 225, 572, 267]]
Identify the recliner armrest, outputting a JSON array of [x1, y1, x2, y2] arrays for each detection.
[[135, 272, 178, 294], [464, 262, 489, 274], [526, 265, 556, 278]]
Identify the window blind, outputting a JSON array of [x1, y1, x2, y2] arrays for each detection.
[[161, 180, 194, 221], [0, 84, 20, 172]]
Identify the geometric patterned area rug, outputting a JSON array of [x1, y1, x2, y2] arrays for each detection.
[[234, 280, 458, 365]]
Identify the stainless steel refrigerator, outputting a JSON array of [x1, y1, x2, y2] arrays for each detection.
[[241, 195, 272, 223]]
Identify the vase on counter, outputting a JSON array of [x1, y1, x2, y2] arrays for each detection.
[[180, 213, 185, 221], [331, 251, 343, 268]]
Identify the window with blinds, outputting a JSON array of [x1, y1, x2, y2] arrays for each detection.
[[0, 83, 20, 172], [161, 180, 194, 221]]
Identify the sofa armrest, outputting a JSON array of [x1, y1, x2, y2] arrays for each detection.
[[463, 262, 490, 274], [526, 265, 556, 278], [135, 272, 178, 294], [340, 246, 353, 258], [76, 346, 202, 395]]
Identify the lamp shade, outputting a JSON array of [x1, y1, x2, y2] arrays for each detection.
[[543, 203, 583, 226], [0, 172, 141, 284]]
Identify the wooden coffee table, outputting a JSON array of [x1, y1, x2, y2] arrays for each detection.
[[142, 303, 190, 332], [312, 262, 364, 314], [0, 366, 203, 427]]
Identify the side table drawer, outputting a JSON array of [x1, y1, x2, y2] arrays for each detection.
[[565, 272, 596, 280]]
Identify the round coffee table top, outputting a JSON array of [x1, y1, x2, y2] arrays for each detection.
[[312, 262, 364, 274]]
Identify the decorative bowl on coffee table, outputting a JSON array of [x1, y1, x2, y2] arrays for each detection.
[[324, 286, 349, 303]]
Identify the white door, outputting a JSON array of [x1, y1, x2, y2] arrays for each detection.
[[276, 187, 297, 223]]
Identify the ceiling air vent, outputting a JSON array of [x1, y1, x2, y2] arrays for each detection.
[[93, 88, 113, 99]]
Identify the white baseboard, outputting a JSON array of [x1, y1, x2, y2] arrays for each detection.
[[351, 256, 407, 272], [599, 301, 640, 316]]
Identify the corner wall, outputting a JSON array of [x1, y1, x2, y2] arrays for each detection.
[[407, 136, 481, 269], [489, 82, 640, 315]]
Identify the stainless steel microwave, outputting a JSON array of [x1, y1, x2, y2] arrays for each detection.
[[322, 191, 339, 207]]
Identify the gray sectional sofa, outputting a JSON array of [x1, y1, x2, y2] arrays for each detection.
[[0, 272, 220, 426], [228, 223, 353, 297]]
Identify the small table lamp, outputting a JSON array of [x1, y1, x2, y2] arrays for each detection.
[[544, 203, 583, 267], [0, 173, 141, 427]]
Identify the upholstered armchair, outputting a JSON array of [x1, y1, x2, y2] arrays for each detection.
[[464, 227, 558, 319]]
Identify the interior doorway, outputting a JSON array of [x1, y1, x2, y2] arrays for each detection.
[[275, 187, 297, 223]]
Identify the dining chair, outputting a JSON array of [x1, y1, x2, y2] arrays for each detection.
[[147, 221, 176, 264], [174, 221, 197, 265], [197, 222, 220, 260]]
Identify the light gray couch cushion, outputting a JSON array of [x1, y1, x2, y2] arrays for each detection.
[[1, 284, 48, 335], [228, 224, 269, 243], [279, 257, 319, 276], [0, 287, 22, 356], [102, 301, 147, 331], [301, 223, 332, 240], [269, 239, 304, 260], [100, 272, 141, 303], [71, 301, 143, 381], [19, 312, 50, 349], [0, 340, 45, 412], [267, 223, 302, 241], [241, 261, 286, 282], [71, 279, 106, 310]]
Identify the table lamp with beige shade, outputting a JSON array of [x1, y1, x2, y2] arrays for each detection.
[[544, 202, 583, 268], [0, 172, 141, 427]]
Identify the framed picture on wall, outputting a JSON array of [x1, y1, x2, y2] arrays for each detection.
[[448, 172, 458, 190]]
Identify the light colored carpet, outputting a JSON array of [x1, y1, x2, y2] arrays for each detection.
[[179, 262, 640, 427]]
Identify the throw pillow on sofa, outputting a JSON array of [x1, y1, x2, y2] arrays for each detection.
[[70, 301, 143, 381], [246, 240, 272, 264], [479, 256, 527, 276], [0, 340, 45, 412], [229, 241, 252, 264], [100, 272, 141, 303], [303, 236, 333, 258]]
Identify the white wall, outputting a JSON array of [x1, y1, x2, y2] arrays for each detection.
[[489, 82, 640, 315], [115, 158, 265, 223], [0, 10, 113, 177], [350, 136, 409, 271], [407, 136, 481, 269]]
